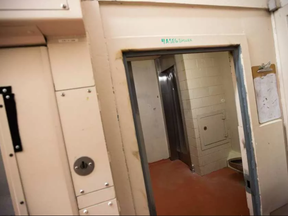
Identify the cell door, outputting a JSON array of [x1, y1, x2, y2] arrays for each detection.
[[159, 66, 191, 167], [0, 47, 77, 214], [232, 48, 288, 215]]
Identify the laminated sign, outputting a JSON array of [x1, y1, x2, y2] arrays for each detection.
[[252, 63, 281, 124]]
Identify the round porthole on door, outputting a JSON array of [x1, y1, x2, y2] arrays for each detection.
[[74, 156, 95, 176]]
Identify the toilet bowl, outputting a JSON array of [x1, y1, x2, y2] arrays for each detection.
[[228, 157, 243, 173]]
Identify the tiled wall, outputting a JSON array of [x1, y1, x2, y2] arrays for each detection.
[[175, 52, 240, 175]]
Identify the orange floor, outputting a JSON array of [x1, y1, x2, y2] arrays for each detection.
[[149, 159, 250, 215]]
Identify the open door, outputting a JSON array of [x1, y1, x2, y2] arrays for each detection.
[[159, 66, 191, 167], [233, 45, 288, 215]]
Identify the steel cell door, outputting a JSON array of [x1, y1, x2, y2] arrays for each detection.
[[159, 66, 191, 167]]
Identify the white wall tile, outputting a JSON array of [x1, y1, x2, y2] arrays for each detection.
[[184, 59, 198, 69], [181, 90, 189, 100], [190, 98, 203, 109], [212, 103, 226, 112], [184, 109, 193, 119], [206, 67, 221, 77], [192, 106, 213, 117], [200, 159, 227, 176], [209, 85, 224, 96], [200, 76, 218, 87], [197, 147, 230, 166], [189, 87, 210, 99], [187, 79, 202, 89], [183, 53, 204, 60], [178, 53, 235, 176], [175, 54, 184, 63], [175, 53, 240, 176], [197, 57, 214, 68], [185, 68, 206, 79], [179, 80, 188, 90], [176, 61, 185, 73], [178, 71, 186, 82], [193, 119, 198, 128], [201, 94, 225, 107], [182, 100, 191, 110]]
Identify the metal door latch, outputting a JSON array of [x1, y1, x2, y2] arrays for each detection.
[[244, 174, 252, 194]]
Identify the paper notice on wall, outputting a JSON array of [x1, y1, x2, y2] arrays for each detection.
[[254, 73, 281, 124]]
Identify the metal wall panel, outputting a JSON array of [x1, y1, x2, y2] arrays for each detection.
[[79, 199, 119, 215], [56, 87, 113, 196]]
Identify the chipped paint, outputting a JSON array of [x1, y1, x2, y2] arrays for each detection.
[[132, 150, 140, 161]]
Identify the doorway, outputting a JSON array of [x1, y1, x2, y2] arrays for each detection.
[[124, 46, 260, 214]]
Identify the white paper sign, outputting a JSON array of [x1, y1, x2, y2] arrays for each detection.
[[254, 73, 281, 123]]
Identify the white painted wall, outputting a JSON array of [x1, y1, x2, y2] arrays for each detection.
[[83, 2, 288, 214], [132, 60, 170, 163]]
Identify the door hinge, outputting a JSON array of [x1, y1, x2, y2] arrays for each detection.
[[0, 86, 23, 152]]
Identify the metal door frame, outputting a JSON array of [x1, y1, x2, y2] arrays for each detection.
[[122, 46, 261, 216]]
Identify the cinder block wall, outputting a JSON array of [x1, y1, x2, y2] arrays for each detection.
[[175, 52, 240, 175]]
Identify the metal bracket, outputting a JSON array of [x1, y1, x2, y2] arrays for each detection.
[[0, 86, 23, 152], [244, 174, 252, 194]]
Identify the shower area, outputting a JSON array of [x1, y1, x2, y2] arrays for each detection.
[[128, 51, 248, 215]]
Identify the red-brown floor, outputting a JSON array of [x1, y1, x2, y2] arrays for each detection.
[[149, 159, 250, 215]]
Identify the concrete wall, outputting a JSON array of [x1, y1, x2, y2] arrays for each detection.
[[131, 60, 169, 163]]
